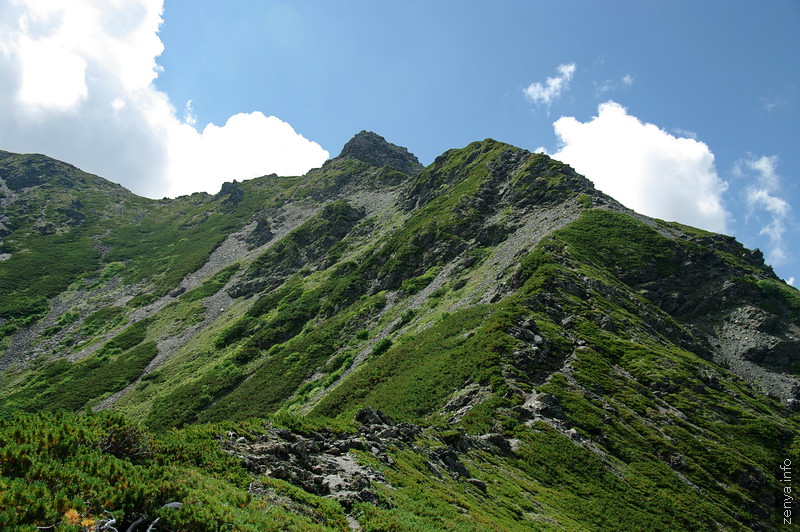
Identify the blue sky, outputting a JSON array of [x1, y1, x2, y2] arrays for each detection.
[[0, 0, 797, 284]]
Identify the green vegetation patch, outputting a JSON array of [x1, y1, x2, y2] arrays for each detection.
[[757, 278, 800, 323], [0, 319, 154, 414], [243, 200, 364, 287], [81, 306, 126, 335], [509, 424, 740, 531], [556, 209, 678, 282], [0, 230, 100, 322], [5, 342, 157, 414], [126, 292, 158, 308], [145, 363, 244, 431], [198, 293, 387, 424], [313, 305, 505, 421], [101, 189, 263, 297], [41, 310, 81, 338], [0, 411, 347, 530], [180, 263, 241, 302], [400, 266, 441, 295]]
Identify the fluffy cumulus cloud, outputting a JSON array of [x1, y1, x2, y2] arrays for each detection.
[[735, 155, 792, 265], [166, 112, 331, 196], [0, 0, 328, 197], [523, 63, 576, 106], [551, 101, 729, 233]]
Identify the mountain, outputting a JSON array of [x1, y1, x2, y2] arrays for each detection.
[[0, 133, 798, 530]]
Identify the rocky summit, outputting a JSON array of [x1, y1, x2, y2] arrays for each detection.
[[337, 130, 424, 175], [0, 134, 798, 530]]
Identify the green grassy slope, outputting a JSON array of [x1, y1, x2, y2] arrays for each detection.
[[1, 136, 798, 530]]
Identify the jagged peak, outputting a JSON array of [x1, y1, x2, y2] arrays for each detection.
[[336, 130, 423, 175]]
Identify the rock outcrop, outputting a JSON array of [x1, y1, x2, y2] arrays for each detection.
[[337, 131, 423, 175]]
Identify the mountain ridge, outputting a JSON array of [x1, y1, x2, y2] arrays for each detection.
[[0, 133, 798, 530]]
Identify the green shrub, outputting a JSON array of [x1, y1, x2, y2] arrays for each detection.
[[214, 317, 255, 349], [180, 263, 241, 302], [96, 261, 125, 283], [82, 306, 126, 335], [0, 411, 340, 530], [126, 293, 158, 308], [371, 338, 393, 356], [99, 318, 151, 356], [400, 268, 439, 295]]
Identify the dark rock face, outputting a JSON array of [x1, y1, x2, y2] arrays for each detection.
[[337, 131, 423, 175], [354, 405, 394, 426], [215, 180, 244, 205], [633, 242, 800, 403], [245, 218, 274, 248], [58, 199, 86, 226], [0, 152, 81, 191]]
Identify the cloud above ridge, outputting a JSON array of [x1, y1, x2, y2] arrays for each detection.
[[551, 101, 729, 233], [0, 0, 328, 198], [735, 155, 792, 265], [523, 63, 576, 106]]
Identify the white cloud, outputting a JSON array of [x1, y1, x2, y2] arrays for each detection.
[[165, 112, 330, 197], [737, 155, 780, 190], [788, 277, 795, 286], [17, 34, 88, 110], [758, 94, 793, 114], [747, 188, 789, 218], [596, 74, 634, 94], [0, 0, 328, 198], [595, 80, 613, 94], [183, 99, 196, 127], [672, 128, 698, 140], [551, 101, 729, 233], [736, 155, 792, 266], [523, 63, 576, 106]]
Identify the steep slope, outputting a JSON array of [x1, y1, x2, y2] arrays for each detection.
[[0, 131, 429, 417], [0, 151, 141, 330], [0, 134, 798, 530]]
